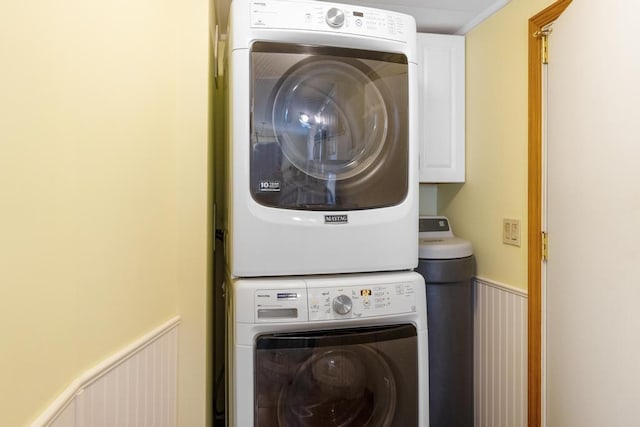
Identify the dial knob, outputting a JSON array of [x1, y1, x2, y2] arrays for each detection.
[[332, 294, 353, 315], [325, 7, 345, 28]]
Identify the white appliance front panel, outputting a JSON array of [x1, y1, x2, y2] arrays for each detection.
[[227, 2, 419, 276], [228, 272, 429, 427]]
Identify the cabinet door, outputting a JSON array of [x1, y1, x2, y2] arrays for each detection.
[[417, 33, 465, 183]]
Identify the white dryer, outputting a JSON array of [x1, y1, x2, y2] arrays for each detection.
[[227, 271, 429, 426], [226, 0, 419, 277]]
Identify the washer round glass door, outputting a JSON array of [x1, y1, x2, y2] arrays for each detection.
[[272, 59, 388, 182], [276, 345, 396, 427], [254, 324, 419, 427], [250, 43, 409, 211]]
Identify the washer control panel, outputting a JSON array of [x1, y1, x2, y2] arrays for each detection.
[[307, 282, 417, 321], [253, 281, 417, 322], [250, 0, 410, 41]]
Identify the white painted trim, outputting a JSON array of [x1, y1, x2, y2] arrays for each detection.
[[30, 316, 181, 427], [455, 0, 511, 34], [475, 275, 528, 298]]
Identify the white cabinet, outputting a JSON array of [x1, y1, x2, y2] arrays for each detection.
[[416, 33, 465, 183]]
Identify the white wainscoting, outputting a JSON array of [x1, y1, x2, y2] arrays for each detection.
[[474, 277, 527, 427], [31, 317, 180, 427]]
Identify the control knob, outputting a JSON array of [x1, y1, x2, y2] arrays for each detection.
[[325, 7, 345, 28], [332, 294, 352, 315]]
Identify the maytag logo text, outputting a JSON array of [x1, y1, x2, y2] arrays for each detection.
[[324, 215, 348, 224]]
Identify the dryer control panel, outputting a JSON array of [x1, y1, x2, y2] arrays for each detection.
[[250, 0, 411, 41]]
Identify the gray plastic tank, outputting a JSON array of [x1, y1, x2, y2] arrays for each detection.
[[416, 216, 474, 427]]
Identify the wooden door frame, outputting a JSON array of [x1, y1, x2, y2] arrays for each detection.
[[527, 1, 572, 425]]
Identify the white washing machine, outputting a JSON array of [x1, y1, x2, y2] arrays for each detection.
[[227, 271, 429, 426], [226, 0, 419, 277]]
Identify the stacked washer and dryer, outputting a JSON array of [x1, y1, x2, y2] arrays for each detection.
[[224, 1, 428, 426]]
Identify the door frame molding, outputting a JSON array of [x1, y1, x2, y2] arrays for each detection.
[[527, 1, 572, 426]]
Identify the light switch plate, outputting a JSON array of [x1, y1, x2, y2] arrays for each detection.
[[503, 218, 521, 247]]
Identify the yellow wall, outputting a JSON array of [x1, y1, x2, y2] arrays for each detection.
[[438, 0, 555, 290], [0, 0, 210, 425], [175, 0, 212, 425]]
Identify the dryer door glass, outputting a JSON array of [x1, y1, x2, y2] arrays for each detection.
[[254, 324, 418, 427], [250, 42, 409, 211]]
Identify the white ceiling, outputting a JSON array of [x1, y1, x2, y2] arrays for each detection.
[[215, 0, 510, 36]]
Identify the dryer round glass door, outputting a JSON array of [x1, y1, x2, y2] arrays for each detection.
[[250, 42, 409, 211], [271, 59, 388, 182]]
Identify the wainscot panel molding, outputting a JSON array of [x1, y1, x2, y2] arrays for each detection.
[[31, 317, 180, 427], [474, 277, 527, 427]]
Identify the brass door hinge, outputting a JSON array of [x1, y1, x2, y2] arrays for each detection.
[[542, 231, 549, 261], [534, 27, 553, 64]]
